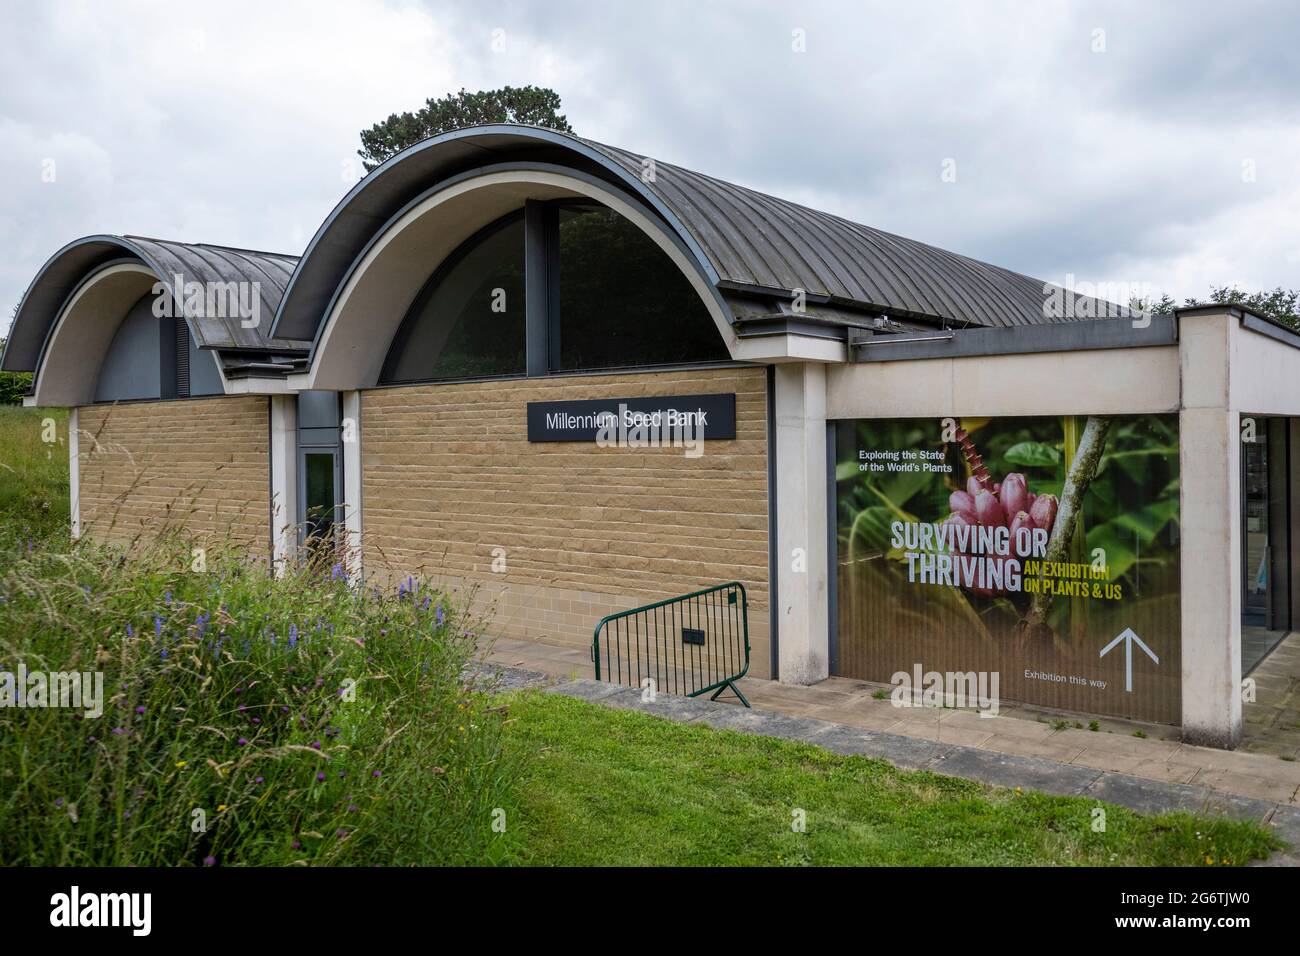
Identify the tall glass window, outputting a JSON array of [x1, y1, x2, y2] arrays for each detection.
[[297, 390, 343, 556], [554, 205, 727, 371], [379, 201, 730, 384], [303, 451, 338, 547], [382, 214, 526, 383]]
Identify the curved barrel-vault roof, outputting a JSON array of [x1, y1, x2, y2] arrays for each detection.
[[1, 234, 309, 375], [270, 124, 1127, 347]]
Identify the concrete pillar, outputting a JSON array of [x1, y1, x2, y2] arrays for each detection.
[[774, 362, 830, 685], [341, 390, 364, 583], [1178, 312, 1242, 748], [268, 395, 297, 577]]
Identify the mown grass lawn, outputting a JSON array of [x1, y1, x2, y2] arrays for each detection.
[[495, 692, 1281, 867]]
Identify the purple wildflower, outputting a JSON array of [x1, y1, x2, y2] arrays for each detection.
[[134, 705, 145, 714], [316, 772, 326, 782], [237, 738, 248, 746], [203, 855, 215, 867]]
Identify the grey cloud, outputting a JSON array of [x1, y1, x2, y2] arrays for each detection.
[[2, 0, 1297, 339]]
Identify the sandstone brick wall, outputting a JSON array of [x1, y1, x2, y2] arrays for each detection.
[[360, 367, 772, 677], [77, 396, 270, 550]]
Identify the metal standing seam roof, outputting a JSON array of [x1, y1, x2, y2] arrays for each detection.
[[1, 234, 309, 373], [126, 236, 307, 351], [584, 141, 1129, 328], [268, 124, 1128, 345], [4, 124, 1131, 377]]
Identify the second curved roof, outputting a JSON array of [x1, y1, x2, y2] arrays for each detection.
[[269, 124, 1127, 344]]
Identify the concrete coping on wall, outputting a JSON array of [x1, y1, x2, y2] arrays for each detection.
[[847, 305, 1300, 364]]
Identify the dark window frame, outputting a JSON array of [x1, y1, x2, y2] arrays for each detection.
[[296, 391, 344, 555], [379, 209, 527, 385], [379, 198, 730, 386]]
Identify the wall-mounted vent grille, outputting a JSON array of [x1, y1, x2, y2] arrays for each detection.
[[175, 320, 190, 397]]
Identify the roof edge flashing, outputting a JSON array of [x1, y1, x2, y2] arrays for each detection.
[[850, 314, 1178, 363], [269, 124, 726, 344]]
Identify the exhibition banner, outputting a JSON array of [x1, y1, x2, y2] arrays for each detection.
[[835, 415, 1181, 723]]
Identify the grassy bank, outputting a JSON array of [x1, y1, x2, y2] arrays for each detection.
[[0, 406, 68, 544], [0, 536, 517, 866], [494, 692, 1280, 866]]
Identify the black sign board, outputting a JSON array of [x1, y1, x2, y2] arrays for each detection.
[[526, 393, 737, 443], [681, 627, 707, 646]]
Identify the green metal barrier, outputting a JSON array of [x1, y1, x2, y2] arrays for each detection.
[[592, 581, 751, 707]]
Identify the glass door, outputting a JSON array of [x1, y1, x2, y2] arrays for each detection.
[[1241, 423, 1269, 625], [301, 448, 341, 553]]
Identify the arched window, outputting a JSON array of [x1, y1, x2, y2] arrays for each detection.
[[380, 200, 729, 385], [553, 203, 728, 371], [382, 213, 526, 383]]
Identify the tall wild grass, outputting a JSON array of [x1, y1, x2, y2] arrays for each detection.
[[0, 406, 69, 545], [0, 531, 517, 866]]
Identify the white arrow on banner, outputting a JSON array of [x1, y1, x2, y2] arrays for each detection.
[[1099, 627, 1159, 693]]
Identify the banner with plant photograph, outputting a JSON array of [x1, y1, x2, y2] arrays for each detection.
[[835, 415, 1180, 723]]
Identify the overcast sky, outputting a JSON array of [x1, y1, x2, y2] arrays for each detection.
[[3, 0, 1298, 337]]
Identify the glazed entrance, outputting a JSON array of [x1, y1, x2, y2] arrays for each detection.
[[1240, 416, 1296, 676]]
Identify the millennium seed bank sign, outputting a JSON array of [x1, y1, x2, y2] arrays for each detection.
[[526, 393, 736, 443]]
